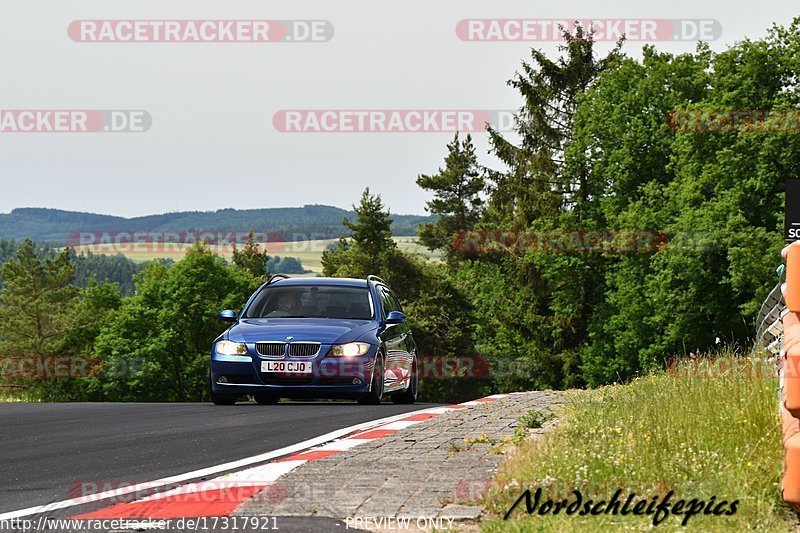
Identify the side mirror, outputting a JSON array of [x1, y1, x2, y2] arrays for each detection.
[[219, 309, 238, 323], [385, 311, 407, 325]]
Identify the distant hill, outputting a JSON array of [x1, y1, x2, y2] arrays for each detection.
[[0, 205, 435, 244]]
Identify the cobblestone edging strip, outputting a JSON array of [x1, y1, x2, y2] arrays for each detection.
[[233, 391, 565, 524]]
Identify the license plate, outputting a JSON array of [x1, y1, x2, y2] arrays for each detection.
[[261, 361, 313, 374]]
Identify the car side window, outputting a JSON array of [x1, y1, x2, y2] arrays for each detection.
[[380, 288, 395, 318], [388, 291, 403, 314]]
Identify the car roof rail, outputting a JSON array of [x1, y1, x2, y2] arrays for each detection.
[[267, 274, 290, 285], [366, 274, 387, 286]]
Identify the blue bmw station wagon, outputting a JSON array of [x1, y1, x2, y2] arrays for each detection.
[[210, 275, 418, 405]]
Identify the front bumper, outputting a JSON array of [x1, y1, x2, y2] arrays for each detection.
[[210, 346, 377, 398]]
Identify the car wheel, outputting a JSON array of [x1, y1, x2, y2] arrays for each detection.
[[358, 354, 385, 405], [212, 394, 237, 405], [255, 394, 280, 405], [211, 389, 238, 405], [209, 375, 237, 405], [391, 356, 418, 404]]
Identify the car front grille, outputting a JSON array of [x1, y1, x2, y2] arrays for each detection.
[[256, 342, 286, 357], [255, 341, 321, 358], [288, 343, 321, 358]]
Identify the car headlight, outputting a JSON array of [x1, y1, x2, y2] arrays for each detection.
[[216, 340, 249, 356], [330, 342, 371, 357]]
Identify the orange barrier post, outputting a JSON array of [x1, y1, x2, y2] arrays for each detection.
[[787, 244, 800, 312], [782, 241, 800, 505]]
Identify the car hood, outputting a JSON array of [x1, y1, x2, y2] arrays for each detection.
[[227, 318, 377, 345]]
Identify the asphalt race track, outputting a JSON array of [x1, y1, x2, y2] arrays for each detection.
[[0, 401, 439, 516]]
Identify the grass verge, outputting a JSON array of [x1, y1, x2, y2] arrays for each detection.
[[0, 385, 25, 402], [481, 354, 793, 531]]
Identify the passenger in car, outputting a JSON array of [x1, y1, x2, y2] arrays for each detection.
[[275, 292, 302, 315]]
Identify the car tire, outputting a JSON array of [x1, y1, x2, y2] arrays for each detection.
[[391, 356, 418, 405], [358, 354, 385, 405], [255, 394, 280, 405], [211, 390, 238, 405], [209, 375, 237, 405]]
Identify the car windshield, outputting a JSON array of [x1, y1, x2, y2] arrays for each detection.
[[244, 285, 373, 320]]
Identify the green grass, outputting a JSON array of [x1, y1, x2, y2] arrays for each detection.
[[518, 408, 556, 429], [480, 354, 794, 532], [0, 385, 27, 402]]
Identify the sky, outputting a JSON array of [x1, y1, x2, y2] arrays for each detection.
[[0, 1, 796, 217]]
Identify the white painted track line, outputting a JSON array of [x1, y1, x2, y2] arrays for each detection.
[[374, 420, 423, 430], [137, 460, 307, 502]]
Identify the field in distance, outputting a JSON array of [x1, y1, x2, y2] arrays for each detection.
[[66, 236, 442, 275]]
